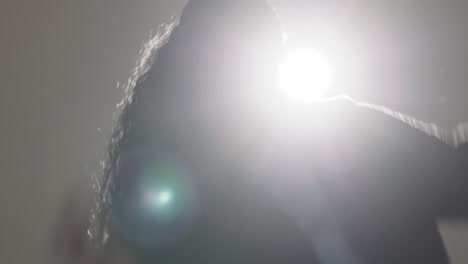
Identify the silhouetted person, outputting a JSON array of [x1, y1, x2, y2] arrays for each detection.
[[88, 0, 318, 263], [56, 0, 468, 263]]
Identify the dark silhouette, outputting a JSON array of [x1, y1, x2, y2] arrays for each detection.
[[261, 100, 468, 264], [89, 0, 318, 263], [55, 0, 468, 263]]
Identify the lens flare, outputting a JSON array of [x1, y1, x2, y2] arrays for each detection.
[[144, 189, 173, 208], [157, 190, 173, 205], [280, 49, 334, 101], [112, 155, 201, 250]]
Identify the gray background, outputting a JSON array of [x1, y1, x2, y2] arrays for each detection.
[[1, 0, 467, 263]]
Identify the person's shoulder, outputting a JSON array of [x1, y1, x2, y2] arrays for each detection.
[[313, 95, 459, 158], [339, 96, 453, 147], [278, 95, 360, 123]]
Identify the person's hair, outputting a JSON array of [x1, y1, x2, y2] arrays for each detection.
[[88, 0, 286, 256]]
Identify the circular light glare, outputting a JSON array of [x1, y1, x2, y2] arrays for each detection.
[[157, 190, 172, 205], [280, 49, 334, 101], [145, 189, 173, 207]]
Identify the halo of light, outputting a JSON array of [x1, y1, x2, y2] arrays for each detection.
[[111, 154, 201, 250], [157, 190, 173, 205], [279, 49, 334, 101], [144, 189, 173, 207]]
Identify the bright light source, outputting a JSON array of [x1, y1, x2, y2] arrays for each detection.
[[279, 49, 334, 101]]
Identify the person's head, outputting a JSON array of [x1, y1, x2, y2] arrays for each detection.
[[89, 0, 298, 262], [140, 0, 286, 116], [176, 0, 285, 79]]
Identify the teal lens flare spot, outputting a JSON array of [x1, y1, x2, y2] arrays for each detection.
[[157, 190, 173, 205], [144, 189, 173, 207], [111, 154, 201, 250]]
